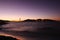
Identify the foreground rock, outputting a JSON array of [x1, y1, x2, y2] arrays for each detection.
[[0, 36, 17, 40]]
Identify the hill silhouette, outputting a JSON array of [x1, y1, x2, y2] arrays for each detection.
[[23, 19, 36, 22], [0, 20, 9, 26], [23, 19, 59, 22]]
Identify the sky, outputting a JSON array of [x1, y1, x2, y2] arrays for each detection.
[[0, 0, 60, 21]]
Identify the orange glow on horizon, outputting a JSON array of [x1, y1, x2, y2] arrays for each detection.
[[0, 16, 60, 21]]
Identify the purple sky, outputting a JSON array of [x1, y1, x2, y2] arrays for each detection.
[[0, 0, 60, 21]]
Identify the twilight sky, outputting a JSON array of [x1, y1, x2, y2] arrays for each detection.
[[0, 0, 60, 21]]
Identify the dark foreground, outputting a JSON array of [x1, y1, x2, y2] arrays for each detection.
[[0, 36, 17, 40], [0, 19, 60, 40]]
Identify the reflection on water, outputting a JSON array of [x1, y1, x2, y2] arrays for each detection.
[[0, 21, 60, 40]]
